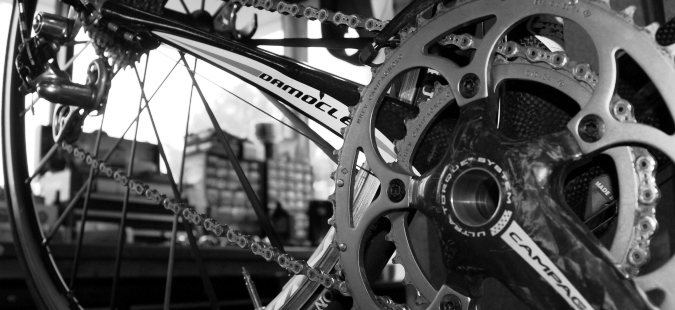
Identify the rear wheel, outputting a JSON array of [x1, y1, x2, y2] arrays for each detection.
[[3, 1, 345, 309]]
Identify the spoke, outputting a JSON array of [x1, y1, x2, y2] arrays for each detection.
[[41, 59, 180, 245], [259, 92, 337, 163], [16, 0, 31, 43], [247, 38, 373, 49], [165, 52, 338, 163], [19, 95, 40, 118], [69, 111, 107, 290], [163, 58, 196, 310], [133, 65, 220, 310], [110, 57, 149, 310], [179, 54, 286, 253], [179, 0, 190, 14], [153, 49, 341, 159], [163, 215, 180, 310], [583, 201, 617, 226], [65, 40, 91, 46], [62, 40, 92, 71], [24, 142, 59, 184]]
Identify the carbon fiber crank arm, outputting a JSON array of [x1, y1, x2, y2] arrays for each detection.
[[410, 100, 654, 310]]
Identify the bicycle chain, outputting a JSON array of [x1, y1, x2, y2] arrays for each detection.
[[609, 97, 660, 277], [60, 140, 351, 296], [225, 0, 388, 33], [493, 40, 599, 88]]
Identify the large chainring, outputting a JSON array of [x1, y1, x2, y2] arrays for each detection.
[[334, 0, 675, 309]]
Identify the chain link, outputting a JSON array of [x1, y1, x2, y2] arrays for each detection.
[[375, 295, 412, 310], [226, 0, 388, 32], [494, 40, 599, 88], [60, 141, 349, 293], [609, 97, 660, 276]]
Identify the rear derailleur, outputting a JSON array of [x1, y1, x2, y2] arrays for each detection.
[[15, 11, 112, 143]]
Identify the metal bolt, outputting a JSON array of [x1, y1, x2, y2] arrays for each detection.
[[336, 179, 344, 187], [459, 73, 480, 98], [578, 115, 604, 143], [387, 179, 406, 202], [611, 100, 632, 122], [441, 294, 462, 310], [338, 243, 347, 251]]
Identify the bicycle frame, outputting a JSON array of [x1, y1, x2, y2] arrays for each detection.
[[100, 2, 361, 138]]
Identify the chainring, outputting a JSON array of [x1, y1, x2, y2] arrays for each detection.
[[334, 0, 674, 309]]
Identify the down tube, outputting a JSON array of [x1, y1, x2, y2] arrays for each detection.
[[154, 31, 361, 137]]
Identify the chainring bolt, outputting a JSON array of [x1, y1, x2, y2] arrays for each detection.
[[441, 294, 462, 310], [338, 243, 347, 251], [578, 115, 604, 143], [611, 100, 632, 122], [387, 179, 406, 202], [336, 179, 344, 187], [459, 73, 480, 98]]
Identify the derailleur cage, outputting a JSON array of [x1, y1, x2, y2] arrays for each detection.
[[214, 2, 258, 40], [16, 9, 113, 113]]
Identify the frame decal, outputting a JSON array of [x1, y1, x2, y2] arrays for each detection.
[[154, 32, 351, 135]]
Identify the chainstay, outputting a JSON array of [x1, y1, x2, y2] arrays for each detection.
[[58, 141, 351, 296], [224, 0, 388, 33]]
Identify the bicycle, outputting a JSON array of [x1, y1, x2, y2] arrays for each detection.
[[3, 0, 675, 309]]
